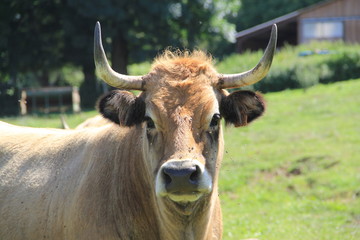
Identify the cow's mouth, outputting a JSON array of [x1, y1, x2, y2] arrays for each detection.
[[166, 195, 204, 215], [167, 191, 203, 203]]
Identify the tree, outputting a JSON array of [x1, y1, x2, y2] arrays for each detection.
[[0, 0, 64, 87], [61, 0, 223, 108], [0, 0, 64, 115], [0, 0, 237, 113]]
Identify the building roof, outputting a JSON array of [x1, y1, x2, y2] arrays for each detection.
[[235, 0, 337, 39], [235, 11, 299, 39]]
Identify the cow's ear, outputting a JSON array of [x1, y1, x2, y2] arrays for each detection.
[[220, 90, 266, 127], [97, 90, 145, 126]]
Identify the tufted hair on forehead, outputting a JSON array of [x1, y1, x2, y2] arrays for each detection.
[[151, 49, 216, 79]]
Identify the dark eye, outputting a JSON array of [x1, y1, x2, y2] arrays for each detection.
[[145, 117, 155, 129], [210, 114, 221, 128]]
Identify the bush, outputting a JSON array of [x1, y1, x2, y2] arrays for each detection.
[[0, 81, 19, 116], [217, 41, 360, 92]]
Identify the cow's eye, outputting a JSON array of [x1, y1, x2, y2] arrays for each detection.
[[210, 114, 221, 128], [145, 117, 155, 129]]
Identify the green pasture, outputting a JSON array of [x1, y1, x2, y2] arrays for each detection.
[[221, 79, 360, 239], [1, 79, 359, 239], [1, 110, 97, 129]]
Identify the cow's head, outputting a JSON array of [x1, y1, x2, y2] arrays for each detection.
[[95, 22, 276, 213]]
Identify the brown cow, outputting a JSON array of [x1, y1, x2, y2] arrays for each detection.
[[75, 115, 112, 129], [0, 22, 277, 240]]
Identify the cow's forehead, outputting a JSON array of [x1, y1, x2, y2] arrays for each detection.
[[150, 80, 218, 110], [144, 75, 220, 129], [141, 52, 223, 128]]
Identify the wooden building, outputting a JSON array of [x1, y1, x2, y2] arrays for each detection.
[[235, 0, 360, 52]]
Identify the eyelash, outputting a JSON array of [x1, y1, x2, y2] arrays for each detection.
[[210, 114, 221, 128], [145, 117, 155, 129]]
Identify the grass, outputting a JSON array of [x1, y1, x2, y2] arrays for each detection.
[[220, 79, 360, 239], [0, 110, 97, 129], [1, 79, 359, 239]]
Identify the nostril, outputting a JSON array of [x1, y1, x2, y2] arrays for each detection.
[[163, 171, 172, 185], [189, 165, 201, 183]]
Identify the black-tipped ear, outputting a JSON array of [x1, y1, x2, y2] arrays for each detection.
[[97, 90, 145, 126], [220, 91, 266, 127]]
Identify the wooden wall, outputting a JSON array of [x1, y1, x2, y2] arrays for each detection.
[[298, 0, 360, 44], [300, 0, 360, 18], [344, 20, 360, 43]]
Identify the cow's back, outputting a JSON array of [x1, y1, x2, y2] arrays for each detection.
[[1, 123, 104, 239], [0, 122, 161, 240], [0, 122, 87, 239]]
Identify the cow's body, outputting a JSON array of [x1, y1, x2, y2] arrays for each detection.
[[75, 115, 111, 129], [0, 123, 144, 239], [0, 22, 277, 239], [0, 112, 221, 240], [0, 122, 194, 239]]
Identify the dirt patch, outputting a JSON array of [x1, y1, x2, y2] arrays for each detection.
[[251, 155, 339, 183], [287, 155, 339, 176]]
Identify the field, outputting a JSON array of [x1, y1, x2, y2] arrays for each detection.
[[1, 79, 360, 239], [221, 79, 360, 239]]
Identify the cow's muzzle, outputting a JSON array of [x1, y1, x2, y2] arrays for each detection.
[[156, 160, 212, 202]]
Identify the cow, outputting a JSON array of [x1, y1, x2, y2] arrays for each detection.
[[75, 115, 112, 129], [0, 22, 277, 240]]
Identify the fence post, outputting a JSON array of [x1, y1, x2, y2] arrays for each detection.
[[72, 87, 81, 113], [20, 90, 27, 115]]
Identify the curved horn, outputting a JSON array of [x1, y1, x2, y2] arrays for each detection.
[[218, 24, 277, 89], [94, 22, 145, 90]]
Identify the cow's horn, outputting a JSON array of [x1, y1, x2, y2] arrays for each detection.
[[94, 22, 145, 90], [218, 24, 277, 89]]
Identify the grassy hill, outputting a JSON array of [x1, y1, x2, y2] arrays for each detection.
[[220, 79, 360, 239], [217, 41, 360, 93], [1, 79, 360, 239]]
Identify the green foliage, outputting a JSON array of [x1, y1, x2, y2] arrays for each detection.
[[59, 65, 84, 87], [0, 82, 18, 116], [1, 0, 233, 113], [0, 0, 64, 75], [217, 41, 360, 92], [128, 62, 152, 75]]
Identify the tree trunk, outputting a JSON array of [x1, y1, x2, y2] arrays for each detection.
[[111, 30, 128, 74], [39, 70, 50, 86], [79, 63, 99, 109]]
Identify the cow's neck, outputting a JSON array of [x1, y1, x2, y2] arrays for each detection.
[[107, 126, 220, 239], [104, 127, 161, 239], [156, 192, 219, 240]]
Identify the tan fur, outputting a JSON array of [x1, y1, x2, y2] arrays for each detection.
[[75, 115, 112, 129], [0, 50, 260, 240], [147, 49, 218, 88], [152, 50, 214, 75], [0, 122, 160, 239]]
